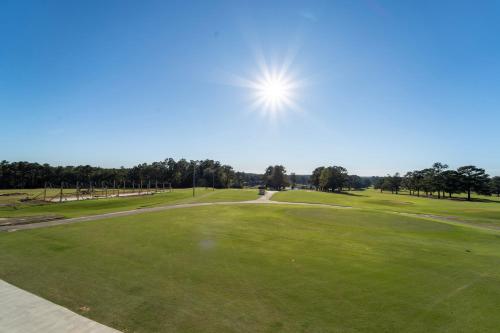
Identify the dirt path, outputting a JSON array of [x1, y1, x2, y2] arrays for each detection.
[[0, 191, 351, 232]]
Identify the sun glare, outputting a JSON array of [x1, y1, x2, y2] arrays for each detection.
[[242, 66, 301, 120], [255, 75, 291, 111], [228, 51, 303, 120]]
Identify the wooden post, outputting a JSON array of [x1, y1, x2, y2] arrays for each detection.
[[43, 182, 47, 201]]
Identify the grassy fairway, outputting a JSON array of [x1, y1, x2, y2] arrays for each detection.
[[1, 204, 499, 332], [273, 189, 500, 229], [0, 188, 258, 219]]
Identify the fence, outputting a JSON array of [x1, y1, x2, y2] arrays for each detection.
[[27, 181, 172, 203]]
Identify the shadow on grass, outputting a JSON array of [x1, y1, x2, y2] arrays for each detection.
[[329, 191, 368, 197], [381, 192, 500, 204]]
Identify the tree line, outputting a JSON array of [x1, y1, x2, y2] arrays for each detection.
[[374, 163, 500, 200], [0, 159, 262, 189], [258, 165, 369, 192], [3, 160, 497, 199]]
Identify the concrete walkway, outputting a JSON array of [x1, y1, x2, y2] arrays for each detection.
[[0, 280, 120, 333], [0, 191, 350, 232]]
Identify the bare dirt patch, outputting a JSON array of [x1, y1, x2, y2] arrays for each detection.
[[0, 215, 64, 227]]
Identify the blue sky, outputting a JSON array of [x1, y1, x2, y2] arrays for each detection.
[[1, 0, 499, 175]]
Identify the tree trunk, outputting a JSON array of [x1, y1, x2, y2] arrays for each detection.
[[437, 190, 441, 199], [417, 189, 420, 197], [467, 189, 471, 201]]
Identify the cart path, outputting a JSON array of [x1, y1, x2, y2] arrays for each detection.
[[0, 191, 351, 232], [0, 279, 121, 333]]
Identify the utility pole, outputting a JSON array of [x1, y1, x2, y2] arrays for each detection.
[[88, 176, 92, 199], [192, 162, 196, 197]]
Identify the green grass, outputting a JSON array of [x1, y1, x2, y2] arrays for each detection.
[[193, 188, 259, 202], [1, 204, 499, 332], [0, 188, 259, 219], [273, 189, 500, 229]]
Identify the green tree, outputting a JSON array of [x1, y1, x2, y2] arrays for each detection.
[[310, 167, 324, 190], [432, 162, 449, 198], [263, 165, 289, 190], [457, 165, 490, 201], [218, 165, 235, 188], [491, 176, 500, 197], [384, 173, 402, 194], [348, 175, 364, 190], [319, 166, 348, 192], [421, 168, 436, 196], [402, 171, 415, 195], [441, 170, 461, 198]]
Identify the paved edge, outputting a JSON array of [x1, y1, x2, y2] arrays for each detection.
[[0, 279, 121, 333]]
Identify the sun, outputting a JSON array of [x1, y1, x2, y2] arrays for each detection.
[[246, 67, 300, 119], [226, 52, 303, 119], [255, 75, 291, 110], [258, 76, 288, 105]]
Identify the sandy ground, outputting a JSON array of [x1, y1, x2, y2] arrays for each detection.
[[48, 191, 160, 202]]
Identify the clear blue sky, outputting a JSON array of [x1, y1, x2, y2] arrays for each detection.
[[1, 0, 499, 176]]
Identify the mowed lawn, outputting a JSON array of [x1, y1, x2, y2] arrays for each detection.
[[1, 204, 500, 332], [0, 188, 259, 219], [273, 189, 500, 229]]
